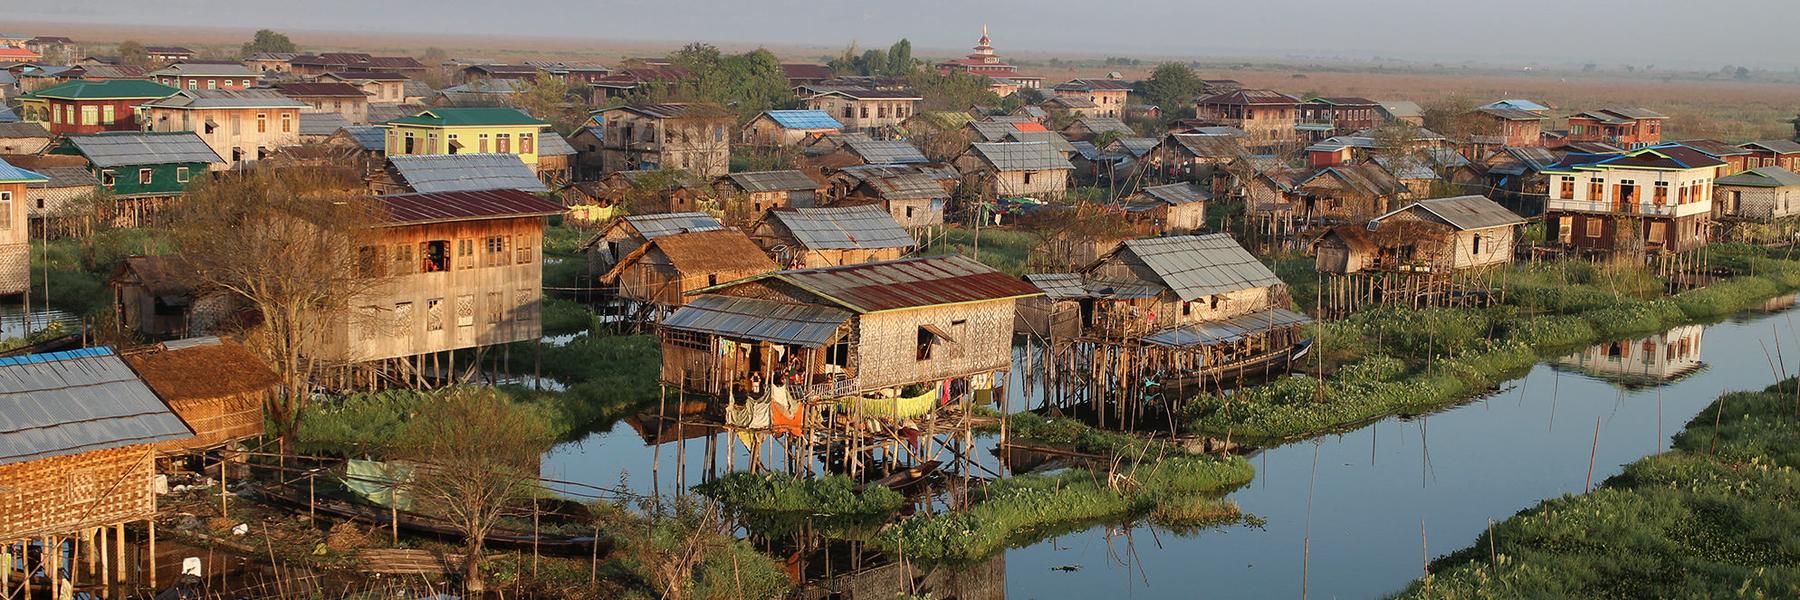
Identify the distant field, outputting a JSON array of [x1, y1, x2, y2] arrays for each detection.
[[23, 19, 1799, 141]]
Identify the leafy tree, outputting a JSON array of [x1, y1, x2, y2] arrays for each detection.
[[115, 40, 151, 69], [662, 44, 793, 118], [907, 71, 1002, 111], [510, 76, 581, 134], [389, 389, 554, 593], [886, 39, 915, 76], [1141, 62, 1202, 120], [241, 29, 297, 56], [169, 170, 378, 452]]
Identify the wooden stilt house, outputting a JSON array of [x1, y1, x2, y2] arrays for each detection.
[[749, 204, 916, 269], [580, 211, 724, 279], [0, 347, 194, 599]]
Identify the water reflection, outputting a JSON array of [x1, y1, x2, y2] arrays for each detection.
[[1554, 324, 1705, 388]]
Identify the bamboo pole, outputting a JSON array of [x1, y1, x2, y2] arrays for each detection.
[[114, 524, 125, 586]]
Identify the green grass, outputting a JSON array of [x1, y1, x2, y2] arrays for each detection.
[[694, 472, 905, 515], [871, 454, 1253, 563], [927, 226, 1038, 276], [1393, 380, 1800, 598], [33, 228, 174, 319]]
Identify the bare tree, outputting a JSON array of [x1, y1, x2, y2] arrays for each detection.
[[168, 169, 378, 450], [389, 388, 554, 592]]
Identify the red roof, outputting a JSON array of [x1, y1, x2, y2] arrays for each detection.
[[275, 82, 369, 98], [376, 189, 564, 226], [751, 255, 1041, 313], [1012, 122, 1049, 133], [781, 63, 833, 80], [0, 47, 41, 59]]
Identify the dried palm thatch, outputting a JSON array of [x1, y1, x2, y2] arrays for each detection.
[[124, 337, 279, 452]]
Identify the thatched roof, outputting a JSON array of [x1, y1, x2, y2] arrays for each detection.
[[1319, 221, 1455, 255], [601, 229, 777, 283], [123, 337, 279, 403]]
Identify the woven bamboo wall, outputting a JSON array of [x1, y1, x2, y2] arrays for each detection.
[[853, 300, 1015, 390], [155, 393, 265, 452], [0, 446, 155, 540]]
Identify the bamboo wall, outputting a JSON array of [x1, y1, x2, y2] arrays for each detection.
[[0, 447, 155, 541], [853, 300, 1017, 390]]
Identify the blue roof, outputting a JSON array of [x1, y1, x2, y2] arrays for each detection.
[[765, 109, 842, 130], [1482, 99, 1548, 112], [0, 157, 48, 184], [0, 106, 17, 123]]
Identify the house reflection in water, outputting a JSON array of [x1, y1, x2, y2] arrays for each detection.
[[1555, 324, 1705, 388]]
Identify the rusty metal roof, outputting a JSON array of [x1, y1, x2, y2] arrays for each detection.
[[376, 189, 564, 226], [766, 204, 915, 250], [1143, 307, 1312, 348], [725, 254, 1041, 313]]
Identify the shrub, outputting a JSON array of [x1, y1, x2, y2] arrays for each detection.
[[694, 472, 904, 515]]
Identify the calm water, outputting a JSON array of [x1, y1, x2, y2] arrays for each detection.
[[542, 295, 1800, 598]]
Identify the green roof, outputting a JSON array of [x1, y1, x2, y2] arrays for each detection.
[[384, 107, 548, 128], [33, 79, 179, 100]]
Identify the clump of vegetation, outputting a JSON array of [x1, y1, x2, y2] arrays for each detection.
[[695, 472, 904, 515], [1395, 379, 1800, 598], [873, 455, 1253, 562], [927, 226, 1038, 276]]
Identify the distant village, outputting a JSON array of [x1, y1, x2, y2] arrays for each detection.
[[1, 24, 1798, 599]]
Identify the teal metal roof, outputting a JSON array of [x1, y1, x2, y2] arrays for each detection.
[[0, 157, 48, 183]]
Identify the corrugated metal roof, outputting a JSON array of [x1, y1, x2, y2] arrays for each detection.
[[1717, 166, 1800, 188], [1199, 89, 1300, 106], [662, 295, 851, 347], [1005, 131, 1076, 154], [1379, 195, 1522, 231], [1476, 107, 1546, 121], [1169, 134, 1248, 159], [764, 110, 842, 130], [1023, 273, 1087, 300], [0, 347, 193, 465], [537, 133, 576, 157], [28, 166, 99, 189], [1143, 308, 1313, 348], [969, 142, 1074, 171], [1742, 139, 1800, 155], [624, 212, 724, 238], [743, 254, 1042, 313], [339, 125, 387, 150], [1110, 137, 1159, 158], [1071, 116, 1135, 136], [66, 132, 224, 168], [768, 204, 916, 250], [376, 189, 563, 226], [1115, 234, 1281, 302], [862, 173, 947, 200], [388, 153, 547, 193], [1373, 155, 1440, 181], [1024, 273, 1162, 300], [844, 139, 928, 165], [725, 170, 820, 193], [969, 121, 1016, 142], [298, 112, 351, 136], [0, 157, 48, 184], [1138, 182, 1209, 205]]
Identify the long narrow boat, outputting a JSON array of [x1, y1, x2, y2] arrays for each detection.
[[258, 484, 607, 556], [859, 460, 942, 492], [1159, 339, 1312, 389]]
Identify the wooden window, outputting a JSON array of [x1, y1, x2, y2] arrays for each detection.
[[667, 329, 710, 351], [231, 114, 241, 135], [100, 170, 115, 187], [81, 105, 98, 125], [101, 105, 115, 124], [479, 133, 489, 153], [176, 166, 190, 183], [138, 169, 152, 185], [390, 243, 414, 275], [1654, 181, 1669, 205], [257, 112, 267, 133], [1559, 176, 1575, 199], [0, 192, 10, 230], [1472, 234, 1483, 255], [281, 112, 292, 133], [357, 306, 380, 341], [456, 239, 475, 270], [426, 299, 444, 331], [516, 288, 539, 322], [496, 133, 511, 153], [915, 326, 935, 360], [1679, 184, 1689, 204], [357, 245, 383, 277], [426, 134, 437, 154], [456, 295, 475, 327], [485, 235, 508, 267], [515, 234, 535, 264], [403, 132, 415, 154], [421, 240, 450, 272], [1585, 218, 1602, 238], [520, 133, 534, 154], [447, 134, 459, 154], [1587, 179, 1604, 201]]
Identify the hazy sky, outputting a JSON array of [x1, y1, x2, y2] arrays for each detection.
[[15, 0, 1800, 68]]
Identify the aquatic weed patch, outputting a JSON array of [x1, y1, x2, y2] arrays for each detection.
[[694, 472, 905, 516]]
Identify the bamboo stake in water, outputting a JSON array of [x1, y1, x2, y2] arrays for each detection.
[[1585, 416, 1601, 493]]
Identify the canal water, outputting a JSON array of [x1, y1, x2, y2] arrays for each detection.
[[541, 295, 1800, 598]]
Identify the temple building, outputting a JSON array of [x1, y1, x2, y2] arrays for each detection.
[[936, 27, 1037, 88]]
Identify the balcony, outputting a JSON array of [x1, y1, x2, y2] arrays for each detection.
[[1546, 198, 1705, 218]]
